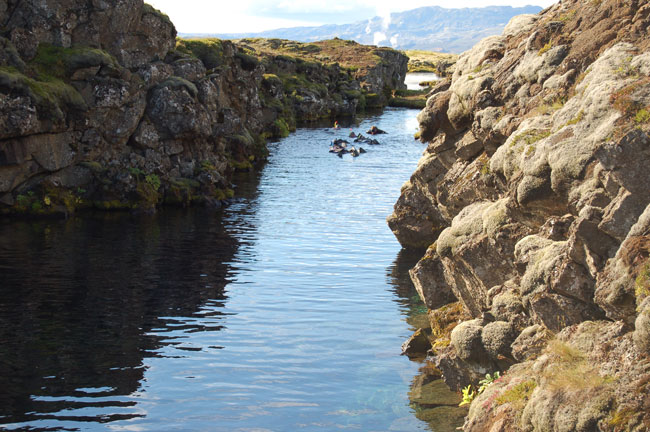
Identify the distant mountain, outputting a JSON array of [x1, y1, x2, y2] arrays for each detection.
[[182, 5, 543, 54]]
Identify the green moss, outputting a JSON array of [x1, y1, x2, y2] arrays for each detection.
[[0, 67, 86, 116], [538, 42, 552, 56], [389, 96, 426, 109], [526, 145, 536, 156], [273, 118, 290, 138], [166, 177, 200, 206], [365, 93, 383, 108], [31, 43, 118, 79], [142, 3, 173, 27], [176, 38, 225, 69], [480, 160, 491, 176], [214, 188, 235, 200], [496, 380, 537, 407], [235, 51, 260, 71], [511, 129, 551, 147], [93, 200, 134, 210], [80, 161, 105, 173], [157, 76, 198, 98], [635, 108, 650, 124], [564, 110, 585, 127]]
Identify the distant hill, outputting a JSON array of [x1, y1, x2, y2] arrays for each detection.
[[182, 5, 543, 54]]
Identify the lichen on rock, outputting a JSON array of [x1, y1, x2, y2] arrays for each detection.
[[389, 0, 650, 429]]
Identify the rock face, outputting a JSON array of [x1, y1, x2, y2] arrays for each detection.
[[388, 1, 650, 430], [0, 2, 407, 215]]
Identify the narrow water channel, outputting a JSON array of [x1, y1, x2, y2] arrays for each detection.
[[0, 107, 463, 431]]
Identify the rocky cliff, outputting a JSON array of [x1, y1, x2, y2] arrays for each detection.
[[0, 1, 407, 216], [390, 1, 650, 430]]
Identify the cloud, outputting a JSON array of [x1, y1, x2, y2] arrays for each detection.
[[373, 32, 386, 45], [146, 0, 558, 34]]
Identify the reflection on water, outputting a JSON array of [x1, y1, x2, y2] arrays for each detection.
[[0, 108, 463, 431]]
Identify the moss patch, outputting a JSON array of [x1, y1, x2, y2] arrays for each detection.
[[496, 380, 537, 408], [31, 43, 118, 79], [175, 38, 225, 69]]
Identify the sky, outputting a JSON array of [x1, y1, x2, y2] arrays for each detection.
[[146, 0, 558, 34]]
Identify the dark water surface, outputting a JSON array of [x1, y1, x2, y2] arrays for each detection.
[[0, 108, 463, 431]]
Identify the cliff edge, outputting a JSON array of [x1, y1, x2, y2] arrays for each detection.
[[0, 1, 407, 215], [390, 1, 650, 430]]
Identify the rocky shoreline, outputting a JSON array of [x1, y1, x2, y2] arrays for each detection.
[[391, 1, 650, 430], [0, 1, 407, 217]]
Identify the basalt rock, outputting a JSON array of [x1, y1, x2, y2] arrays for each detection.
[[0, 1, 408, 216], [390, 0, 650, 429]]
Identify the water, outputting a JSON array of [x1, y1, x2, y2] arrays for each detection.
[[404, 73, 440, 90], [0, 107, 463, 431]]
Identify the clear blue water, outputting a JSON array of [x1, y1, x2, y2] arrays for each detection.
[[0, 108, 461, 431]]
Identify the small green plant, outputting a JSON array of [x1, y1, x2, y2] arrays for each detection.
[[145, 174, 161, 191], [459, 384, 476, 407], [459, 372, 500, 407], [467, 75, 474, 81], [478, 372, 501, 394], [16, 194, 30, 206], [129, 167, 145, 178]]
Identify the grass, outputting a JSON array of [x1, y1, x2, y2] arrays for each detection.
[[235, 37, 386, 71], [636, 260, 650, 305], [543, 340, 614, 391], [404, 50, 458, 75]]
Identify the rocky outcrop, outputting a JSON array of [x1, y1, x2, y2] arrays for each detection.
[[0, 2, 407, 216], [388, 1, 650, 430]]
